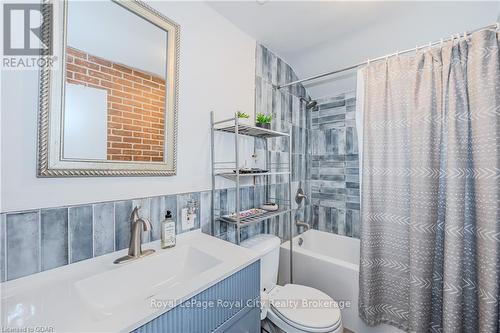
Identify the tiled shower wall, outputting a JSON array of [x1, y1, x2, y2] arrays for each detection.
[[206, 45, 311, 244], [310, 92, 360, 238], [208, 48, 360, 244], [245, 44, 311, 242], [254, 44, 310, 191]]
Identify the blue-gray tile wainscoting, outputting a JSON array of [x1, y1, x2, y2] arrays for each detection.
[[5, 212, 40, 280], [310, 92, 361, 238], [0, 186, 264, 282], [0, 190, 206, 282]]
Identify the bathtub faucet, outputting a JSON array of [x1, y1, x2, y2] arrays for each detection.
[[296, 220, 310, 231]]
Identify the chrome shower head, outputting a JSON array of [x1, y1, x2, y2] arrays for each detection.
[[306, 100, 318, 109], [300, 97, 317, 109]]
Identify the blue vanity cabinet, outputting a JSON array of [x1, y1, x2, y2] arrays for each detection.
[[215, 304, 260, 333], [132, 260, 260, 333]]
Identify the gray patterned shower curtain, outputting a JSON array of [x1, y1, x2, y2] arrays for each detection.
[[358, 30, 499, 333]]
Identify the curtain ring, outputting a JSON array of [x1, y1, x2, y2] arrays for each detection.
[[496, 22, 499, 31]]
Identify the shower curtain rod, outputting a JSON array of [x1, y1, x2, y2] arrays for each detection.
[[277, 22, 499, 90]]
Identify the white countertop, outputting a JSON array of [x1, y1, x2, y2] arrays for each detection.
[[1, 230, 259, 333]]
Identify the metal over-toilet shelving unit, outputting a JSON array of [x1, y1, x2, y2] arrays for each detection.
[[210, 111, 294, 247]]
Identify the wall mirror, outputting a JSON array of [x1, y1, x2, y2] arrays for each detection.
[[38, 0, 179, 177]]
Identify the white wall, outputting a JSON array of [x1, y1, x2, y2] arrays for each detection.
[[288, 2, 499, 98], [63, 84, 108, 160], [1, 1, 256, 212]]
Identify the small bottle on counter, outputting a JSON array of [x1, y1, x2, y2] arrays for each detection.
[[161, 210, 176, 249]]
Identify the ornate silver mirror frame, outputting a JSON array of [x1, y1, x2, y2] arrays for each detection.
[[37, 0, 179, 177]]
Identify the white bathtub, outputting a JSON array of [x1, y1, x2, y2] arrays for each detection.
[[278, 229, 402, 333]]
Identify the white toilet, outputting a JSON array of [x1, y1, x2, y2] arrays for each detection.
[[241, 234, 343, 333]]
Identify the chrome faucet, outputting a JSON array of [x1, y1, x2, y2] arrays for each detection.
[[114, 206, 155, 264], [296, 220, 310, 231]]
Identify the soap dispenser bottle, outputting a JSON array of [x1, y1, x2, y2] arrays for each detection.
[[161, 210, 176, 249]]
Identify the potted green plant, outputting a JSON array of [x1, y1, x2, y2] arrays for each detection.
[[236, 111, 251, 125], [256, 113, 272, 129]]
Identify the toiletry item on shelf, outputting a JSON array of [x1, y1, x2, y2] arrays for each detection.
[[182, 200, 197, 231], [234, 160, 268, 174], [233, 168, 269, 174], [261, 203, 279, 211], [221, 208, 267, 222], [161, 210, 176, 249]]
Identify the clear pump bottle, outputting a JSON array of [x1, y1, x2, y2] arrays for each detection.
[[161, 210, 176, 249]]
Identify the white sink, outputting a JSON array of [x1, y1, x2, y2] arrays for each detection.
[[1, 230, 259, 332], [75, 246, 222, 317]]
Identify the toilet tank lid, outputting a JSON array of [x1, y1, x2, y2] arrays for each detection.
[[240, 234, 281, 254]]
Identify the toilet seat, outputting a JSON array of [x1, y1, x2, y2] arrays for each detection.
[[267, 284, 342, 333]]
